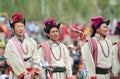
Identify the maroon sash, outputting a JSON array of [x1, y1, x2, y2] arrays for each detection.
[[89, 38, 98, 67]]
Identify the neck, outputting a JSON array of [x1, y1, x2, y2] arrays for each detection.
[[95, 33, 105, 39], [100, 35, 105, 38], [18, 35, 24, 41], [51, 39, 59, 44], [53, 40, 59, 44]]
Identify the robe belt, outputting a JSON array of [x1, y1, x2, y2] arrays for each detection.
[[52, 67, 66, 73], [96, 67, 111, 74]]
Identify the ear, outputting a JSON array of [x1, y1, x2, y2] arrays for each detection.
[[11, 28, 14, 33], [96, 28, 100, 33], [46, 33, 50, 38]]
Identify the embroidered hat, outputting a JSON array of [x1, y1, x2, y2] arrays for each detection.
[[44, 18, 60, 33], [91, 16, 110, 28], [91, 16, 110, 37], [9, 12, 26, 28]]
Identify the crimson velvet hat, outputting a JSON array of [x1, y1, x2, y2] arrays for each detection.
[[44, 18, 60, 33], [91, 16, 110, 37], [9, 12, 26, 28]]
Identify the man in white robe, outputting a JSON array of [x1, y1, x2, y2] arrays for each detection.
[[81, 16, 114, 79], [38, 18, 73, 79], [4, 12, 42, 79]]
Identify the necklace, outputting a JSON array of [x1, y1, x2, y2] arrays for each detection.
[[50, 43, 62, 61], [20, 44, 29, 55], [97, 39, 110, 57]]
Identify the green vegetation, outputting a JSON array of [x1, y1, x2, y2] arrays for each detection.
[[0, 0, 119, 23]]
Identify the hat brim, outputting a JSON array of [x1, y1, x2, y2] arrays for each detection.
[[105, 20, 110, 25], [9, 18, 26, 28], [44, 23, 61, 33]]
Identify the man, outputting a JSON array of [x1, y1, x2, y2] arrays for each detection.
[[38, 18, 73, 79], [112, 42, 120, 79], [81, 16, 113, 79], [4, 12, 41, 79]]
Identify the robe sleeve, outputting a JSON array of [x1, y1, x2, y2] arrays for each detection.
[[62, 44, 73, 77], [81, 42, 96, 78], [38, 46, 46, 79], [29, 38, 41, 73], [111, 44, 120, 78]]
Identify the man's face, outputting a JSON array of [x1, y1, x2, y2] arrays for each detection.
[[47, 27, 59, 42], [13, 22, 25, 37], [97, 23, 108, 37]]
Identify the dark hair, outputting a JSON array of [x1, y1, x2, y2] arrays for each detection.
[[9, 18, 26, 28]]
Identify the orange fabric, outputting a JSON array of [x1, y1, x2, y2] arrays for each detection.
[[0, 24, 9, 37]]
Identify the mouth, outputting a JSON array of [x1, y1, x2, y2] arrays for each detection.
[[19, 31, 24, 34]]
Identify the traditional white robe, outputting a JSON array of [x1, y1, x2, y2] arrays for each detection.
[[38, 40, 73, 79], [81, 33, 113, 79], [4, 36, 41, 79]]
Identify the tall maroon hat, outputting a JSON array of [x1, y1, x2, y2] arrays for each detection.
[[117, 21, 120, 29], [44, 18, 60, 33], [9, 12, 26, 28], [91, 16, 110, 28], [91, 16, 110, 37]]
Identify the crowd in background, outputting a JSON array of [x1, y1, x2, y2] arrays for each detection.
[[0, 18, 120, 79]]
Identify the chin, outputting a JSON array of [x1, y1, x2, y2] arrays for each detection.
[[18, 34, 24, 37]]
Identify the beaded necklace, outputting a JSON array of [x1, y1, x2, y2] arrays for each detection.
[[49, 43, 62, 61], [20, 44, 29, 55], [97, 39, 110, 57]]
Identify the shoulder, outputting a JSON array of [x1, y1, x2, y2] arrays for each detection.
[[26, 37, 36, 44], [60, 43, 67, 48], [105, 38, 113, 45]]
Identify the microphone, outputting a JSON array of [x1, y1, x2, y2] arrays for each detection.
[[24, 57, 32, 61]]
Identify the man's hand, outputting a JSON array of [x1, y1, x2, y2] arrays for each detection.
[[30, 70, 36, 79]]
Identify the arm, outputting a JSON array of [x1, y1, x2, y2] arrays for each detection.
[[38, 46, 46, 79], [111, 45, 120, 79], [81, 42, 96, 78], [62, 44, 73, 78], [29, 38, 41, 73]]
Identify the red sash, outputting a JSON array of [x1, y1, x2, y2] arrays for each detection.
[[89, 38, 98, 67]]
